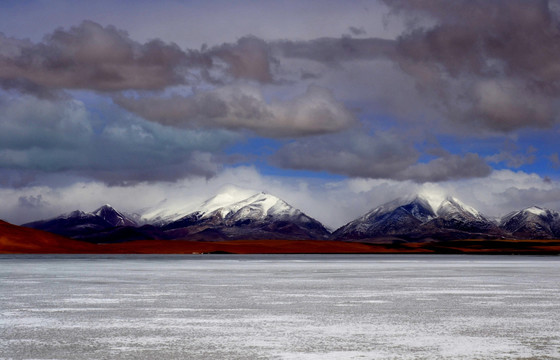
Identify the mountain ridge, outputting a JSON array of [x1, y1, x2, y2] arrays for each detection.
[[20, 191, 560, 243]]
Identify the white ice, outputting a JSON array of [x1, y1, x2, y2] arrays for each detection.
[[1, 254, 559, 360]]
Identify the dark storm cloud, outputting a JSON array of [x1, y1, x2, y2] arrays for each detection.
[[269, 132, 419, 178], [273, 37, 395, 65], [0, 96, 239, 184], [269, 132, 491, 182], [258, 0, 560, 133], [486, 145, 537, 169], [0, 21, 188, 94], [348, 26, 367, 36], [397, 153, 491, 182], [205, 36, 276, 83], [3, 3, 560, 135], [382, 0, 560, 132], [114, 84, 356, 138]]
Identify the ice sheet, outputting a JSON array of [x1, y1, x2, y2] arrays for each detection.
[[1, 254, 559, 359]]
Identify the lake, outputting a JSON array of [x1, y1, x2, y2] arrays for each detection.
[[1, 254, 559, 359]]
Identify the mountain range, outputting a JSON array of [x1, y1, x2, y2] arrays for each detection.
[[23, 190, 330, 243], [20, 190, 560, 243]]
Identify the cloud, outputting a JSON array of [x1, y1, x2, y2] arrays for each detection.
[[383, 0, 560, 132], [115, 84, 356, 137], [274, 37, 395, 65], [270, 131, 491, 182], [397, 152, 491, 182], [205, 36, 276, 83], [348, 26, 367, 36], [0, 21, 189, 95], [270, 131, 418, 178], [18, 194, 48, 209], [0, 96, 240, 184], [248, 1, 560, 133], [486, 145, 537, 169], [549, 153, 560, 169]]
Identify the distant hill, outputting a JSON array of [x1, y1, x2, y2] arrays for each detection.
[[0, 219, 98, 253]]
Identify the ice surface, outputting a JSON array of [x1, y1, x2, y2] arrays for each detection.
[[1, 255, 559, 360]]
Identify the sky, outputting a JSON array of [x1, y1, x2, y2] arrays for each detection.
[[1, 0, 560, 229]]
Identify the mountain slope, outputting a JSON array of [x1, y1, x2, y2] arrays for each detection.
[[331, 195, 436, 239], [333, 195, 501, 241], [93, 204, 137, 227], [22, 205, 142, 242], [424, 197, 501, 235], [0, 219, 98, 253], [163, 192, 330, 240], [500, 206, 560, 239]]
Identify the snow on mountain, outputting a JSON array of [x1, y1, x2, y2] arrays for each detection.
[[332, 194, 437, 238], [525, 206, 547, 217], [23, 204, 138, 239], [332, 194, 498, 240], [162, 190, 330, 240], [436, 196, 486, 222], [204, 192, 302, 222], [142, 185, 257, 225], [500, 206, 560, 239], [55, 210, 93, 220], [93, 204, 137, 227], [21, 188, 560, 243]]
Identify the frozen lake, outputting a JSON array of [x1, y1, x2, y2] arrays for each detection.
[[1, 255, 559, 359]]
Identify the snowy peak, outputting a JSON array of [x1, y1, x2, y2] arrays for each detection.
[[93, 204, 137, 227], [333, 194, 437, 238], [198, 187, 260, 215], [57, 210, 91, 220], [436, 196, 485, 222], [160, 190, 330, 240], [499, 205, 560, 239], [501, 206, 557, 224], [24, 204, 138, 238], [358, 194, 435, 222], [207, 192, 302, 222], [403, 195, 438, 223], [141, 185, 258, 225], [525, 206, 548, 217], [333, 194, 498, 240]]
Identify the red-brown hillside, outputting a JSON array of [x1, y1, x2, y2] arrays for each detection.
[[0, 220, 99, 253]]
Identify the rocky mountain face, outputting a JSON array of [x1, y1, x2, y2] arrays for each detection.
[[22, 205, 145, 243], [332, 195, 502, 242], [500, 206, 560, 239]]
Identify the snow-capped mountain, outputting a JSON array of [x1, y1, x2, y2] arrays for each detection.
[[332, 194, 500, 241], [429, 197, 499, 234], [93, 204, 138, 227], [23, 190, 330, 242], [20, 190, 560, 244], [23, 205, 139, 241], [331, 195, 436, 239], [142, 186, 258, 226], [163, 192, 330, 240], [500, 206, 560, 239]]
